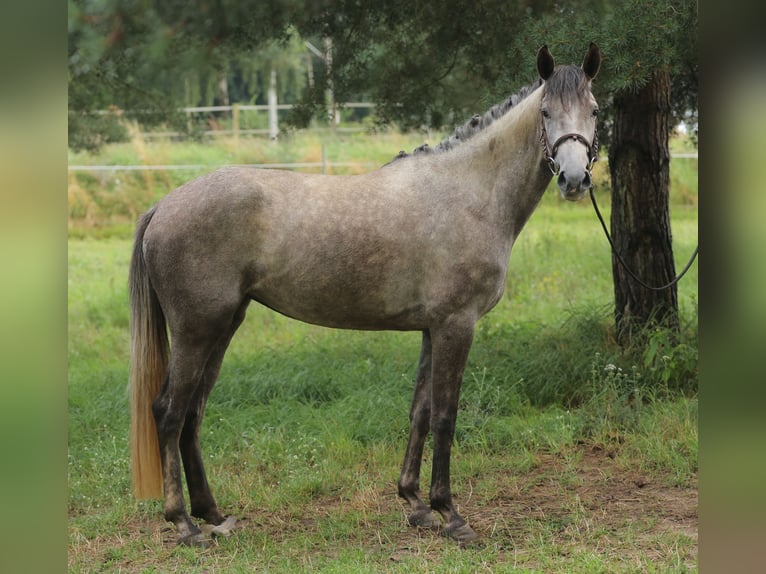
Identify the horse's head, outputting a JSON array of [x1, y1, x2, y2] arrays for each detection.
[[537, 43, 602, 201]]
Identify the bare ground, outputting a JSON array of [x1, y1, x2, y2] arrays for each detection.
[[388, 447, 697, 568], [69, 447, 697, 571]]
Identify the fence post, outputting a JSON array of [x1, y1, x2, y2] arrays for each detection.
[[268, 69, 278, 141], [232, 103, 240, 145], [324, 38, 338, 130]]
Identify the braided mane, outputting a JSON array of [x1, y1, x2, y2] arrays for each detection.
[[389, 78, 544, 161], [388, 64, 591, 163]]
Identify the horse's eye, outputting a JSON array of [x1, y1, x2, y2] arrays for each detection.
[[592, 108, 599, 117], [541, 109, 550, 119]]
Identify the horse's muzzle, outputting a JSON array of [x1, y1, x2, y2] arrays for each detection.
[[557, 169, 592, 200]]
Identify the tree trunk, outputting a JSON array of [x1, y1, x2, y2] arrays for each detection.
[[324, 37, 338, 128], [608, 68, 678, 343], [218, 71, 229, 106]]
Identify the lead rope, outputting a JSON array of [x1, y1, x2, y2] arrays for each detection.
[[588, 188, 699, 291]]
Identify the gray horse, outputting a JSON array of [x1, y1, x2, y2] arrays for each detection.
[[129, 44, 601, 546]]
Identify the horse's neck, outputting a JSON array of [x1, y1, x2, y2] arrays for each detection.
[[439, 87, 551, 240]]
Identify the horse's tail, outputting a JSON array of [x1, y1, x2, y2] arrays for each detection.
[[129, 206, 167, 499]]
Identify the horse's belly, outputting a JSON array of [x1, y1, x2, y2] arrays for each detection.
[[247, 254, 505, 332], [246, 258, 430, 331], [250, 285, 428, 331]]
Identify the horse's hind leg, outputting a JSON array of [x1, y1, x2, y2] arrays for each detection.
[[397, 331, 441, 530], [153, 310, 239, 546], [180, 302, 248, 535]]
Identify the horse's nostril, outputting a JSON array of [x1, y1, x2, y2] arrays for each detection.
[[557, 172, 567, 188], [582, 170, 592, 188]]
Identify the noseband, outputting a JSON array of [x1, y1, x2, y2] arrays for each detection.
[[540, 117, 599, 176]]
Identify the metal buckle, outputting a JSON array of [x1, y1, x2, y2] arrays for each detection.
[[546, 156, 560, 175]]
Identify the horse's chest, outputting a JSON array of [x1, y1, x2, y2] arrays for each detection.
[[428, 255, 507, 319], [471, 261, 508, 315]]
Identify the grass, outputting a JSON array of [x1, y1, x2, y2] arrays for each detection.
[[68, 132, 698, 571]]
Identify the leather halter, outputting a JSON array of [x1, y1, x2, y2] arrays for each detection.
[[540, 118, 599, 176]]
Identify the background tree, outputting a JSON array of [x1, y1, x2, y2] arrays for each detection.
[[606, 2, 697, 342], [288, 0, 560, 129], [68, 1, 558, 143], [68, 0, 310, 147], [477, 0, 698, 341]]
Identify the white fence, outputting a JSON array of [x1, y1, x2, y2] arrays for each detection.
[[70, 101, 696, 175], [68, 153, 697, 175], [67, 160, 376, 175], [84, 102, 377, 140]]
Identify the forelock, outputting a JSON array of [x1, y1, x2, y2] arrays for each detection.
[[543, 65, 591, 107]]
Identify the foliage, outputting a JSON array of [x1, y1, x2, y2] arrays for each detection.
[[290, 0, 562, 130], [67, 109, 129, 152], [68, 0, 312, 149], [68, 1, 698, 150], [498, 0, 698, 143], [641, 322, 699, 391]]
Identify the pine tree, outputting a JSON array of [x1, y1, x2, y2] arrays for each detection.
[[599, 1, 697, 341], [502, 0, 698, 341]]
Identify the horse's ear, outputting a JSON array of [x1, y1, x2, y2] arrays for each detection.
[[537, 45, 555, 80], [582, 42, 601, 80]]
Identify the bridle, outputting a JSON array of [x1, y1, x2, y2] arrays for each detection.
[[540, 115, 599, 176]]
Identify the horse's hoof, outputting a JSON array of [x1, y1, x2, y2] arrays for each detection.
[[407, 509, 441, 530], [177, 532, 211, 548], [200, 515, 237, 538], [444, 521, 480, 546]]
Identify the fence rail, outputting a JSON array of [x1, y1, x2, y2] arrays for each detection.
[[68, 161, 376, 174], [68, 152, 696, 175], [81, 103, 376, 115], [140, 126, 370, 139], [78, 102, 377, 140]]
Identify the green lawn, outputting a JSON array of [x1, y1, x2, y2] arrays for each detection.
[[68, 134, 698, 572]]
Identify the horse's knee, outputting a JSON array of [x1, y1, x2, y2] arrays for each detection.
[[409, 403, 430, 432]]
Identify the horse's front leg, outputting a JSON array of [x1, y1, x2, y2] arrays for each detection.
[[428, 319, 479, 544], [398, 331, 441, 530]]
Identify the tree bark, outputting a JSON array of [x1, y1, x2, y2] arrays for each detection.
[[218, 71, 229, 106], [608, 68, 678, 342]]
